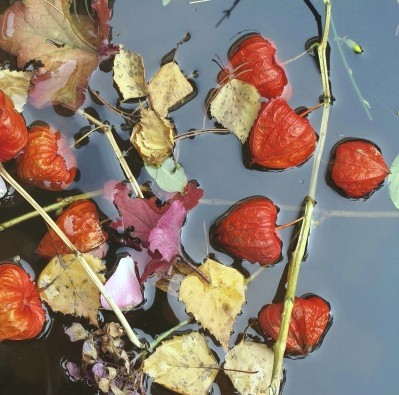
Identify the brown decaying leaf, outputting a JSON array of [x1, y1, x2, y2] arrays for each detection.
[[38, 254, 105, 326], [148, 62, 193, 118], [131, 108, 175, 166], [113, 47, 147, 100], [179, 258, 247, 350], [143, 332, 218, 395], [210, 78, 261, 143]]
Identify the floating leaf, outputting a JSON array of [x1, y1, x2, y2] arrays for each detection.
[[343, 37, 364, 54], [210, 79, 260, 143], [179, 258, 246, 349], [131, 108, 175, 166], [148, 62, 193, 118], [143, 332, 218, 395], [113, 48, 146, 100], [388, 154, 399, 208], [145, 158, 187, 193], [0, 175, 6, 198], [64, 323, 89, 342], [163, 0, 173, 5], [38, 254, 106, 326], [0, 0, 117, 110], [0, 70, 32, 112], [224, 340, 277, 395]]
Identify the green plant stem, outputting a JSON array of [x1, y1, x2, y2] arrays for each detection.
[[77, 109, 144, 199], [268, 2, 331, 394], [149, 318, 192, 351], [0, 164, 143, 349], [0, 190, 102, 232]]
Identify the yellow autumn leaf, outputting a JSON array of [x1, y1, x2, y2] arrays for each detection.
[[179, 258, 246, 350], [113, 47, 147, 100], [143, 332, 218, 395], [37, 254, 105, 326], [225, 340, 279, 395], [0, 70, 32, 112], [131, 108, 175, 166], [148, 62, 193, 118], [210, 78, 261, 143]]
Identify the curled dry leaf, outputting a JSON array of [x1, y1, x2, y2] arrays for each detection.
[[179, 258, 246, 350], [249, 98, 317, 169], [143, 332, 218, 395], [224, 340, 279, 395], [64, 323, 89, 342], [148, 62, 193, 118], [0, 70, 32, 112], [36, 200, 108, 258], [113, 47, 146, 100], [227, 33, 288, 99], [0, 0, 117, 110], [131, 108, 175, 166], [0, 90, 28, 162], [212, 196, 282, 266], [330, 138, 390, 198], [0, 263, 46, 341], [210, 78, 261, 143], [38, 254, 106, 326], [16, 124, 77, 191], [258, 295, 331, 355]]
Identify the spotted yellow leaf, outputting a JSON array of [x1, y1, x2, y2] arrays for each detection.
[[210, 78, 261, 143], [179, 258, 246, 350], [113, 47, 146, 100], [131, 108, 175, 166], [143, 332, 218, 395], [148, 62, 193, 118], [38, 254, 105, 326], [0, 70, 32, 112]]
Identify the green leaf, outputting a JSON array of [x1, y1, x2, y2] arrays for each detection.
[[388, 154, 399, 209], [145, 158, 187, 193], [163, 0, 172, 6]]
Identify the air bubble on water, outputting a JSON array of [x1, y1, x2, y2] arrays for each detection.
[[299, 179, 304, 184]]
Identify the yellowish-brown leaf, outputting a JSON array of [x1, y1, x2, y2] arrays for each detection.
[[0, 70, 32, 112], [225, 340, 278, 395], [143, 332, 218, 395], [38, 254, 105, 326], [179, 258, 246, 350], [131, 108, 175, 166], [210, 79, 261, 143], [148, 62, 193, 118], [113, 47, 147, 100]]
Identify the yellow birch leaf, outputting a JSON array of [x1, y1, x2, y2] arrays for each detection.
[[225, 340, 279, 395], [113, 47, 146, 100], [179, 258, 246, 350], [37, 254, 105, 326], [131, 108, 175, 166], [148, 62, 193, 118], [143, 332, 218, 395], [210, 79, 261, 143], [0, 70, 32, 112]]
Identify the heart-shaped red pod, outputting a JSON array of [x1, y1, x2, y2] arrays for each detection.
[[0, 90, 28, 162], [211, 196, 282, 265], [329, 138, 390, 198], [36, 200, 108, 258], [0, 263, 46, 341], [258, 294, 331, 356], [227, 33, 288, 99], [16, 124, 77, 191], [249, 99, 317, 170]]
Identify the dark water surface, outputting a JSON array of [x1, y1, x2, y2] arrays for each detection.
[[1, 1, 399, 394]]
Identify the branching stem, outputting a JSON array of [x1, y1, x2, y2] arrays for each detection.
[[268, 2, 331, 394], [0, 164, 143, 349]]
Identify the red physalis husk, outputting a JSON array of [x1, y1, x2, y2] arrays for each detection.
[[258, 294, 331, 356], [36, 200, 108, 257], [249, 98, 317, 169], [211, 196, 282, 265], [0, 263, 46, 341], [0, 90, 28, 162], [330, 138, 390, 198], [227, 33, 288, 99], [16, 124, 77, 191]]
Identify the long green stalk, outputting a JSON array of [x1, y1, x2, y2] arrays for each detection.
[[268, 2, 332, 394]]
